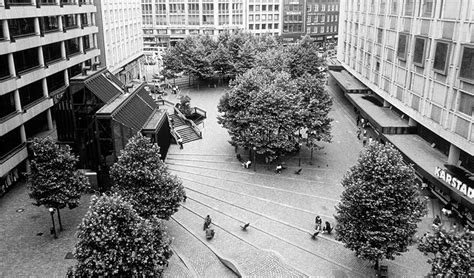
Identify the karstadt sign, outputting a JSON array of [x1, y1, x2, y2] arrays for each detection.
[[434, 167, 474, 199]]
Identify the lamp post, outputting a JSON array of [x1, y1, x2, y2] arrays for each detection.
[[298, 143, 303, 166], [253, 146, 257, 172], [49, 208, 57, 239]]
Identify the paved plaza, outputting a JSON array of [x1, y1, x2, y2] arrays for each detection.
[[0, 79, 446, 277]]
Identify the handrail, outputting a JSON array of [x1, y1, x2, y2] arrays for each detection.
[[173, 106, 202, 138], [192, 106, 207, 118]]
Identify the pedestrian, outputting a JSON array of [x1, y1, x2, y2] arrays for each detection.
[[362, 136, 367, 147], [360, 118, 365, 127], [203, 215, 212, 230], [368, 136, 373, 144], [356, 128, 362, 140], [322, 221, 333, 234], [276, 163, 283, 174], [315, 215, 322, 231], [356, 115, 361, 126], [178, 137, 183, 149], [432, 215, 441, 228], [242, 160, 251, 169]]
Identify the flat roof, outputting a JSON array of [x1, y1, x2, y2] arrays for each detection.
[[346, 94, 411, 128], [329, 70, 367, 92]]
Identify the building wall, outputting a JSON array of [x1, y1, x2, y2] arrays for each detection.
[[281, 0, 305, 42], [338, 0, 474, 157], [96, 0, 144, 83], [0, 0, 100, 182], [141, 0, 246, 56], [305, 0, 339, 45], [247, 0, 282, 36]]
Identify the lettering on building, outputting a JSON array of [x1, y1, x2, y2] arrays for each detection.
[[434, 166, 474, 199]]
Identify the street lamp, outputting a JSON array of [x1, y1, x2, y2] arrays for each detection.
[[49, 208, 57, 239], [298, 143, 303, 166], [253, 146, 257, 172]]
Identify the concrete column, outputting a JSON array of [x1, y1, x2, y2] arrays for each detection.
[[447, 144, 461, 165], [13, 90, 22, 112], [60, 41, 66, 58], [408, 117, 417, 126], [46, 109, 53, 130], [20, 125, 27, 143], [58, 15, 64, 32], [38, 46, 45, 67], [383, 99, 390, 108], [79, 36, 84, 53], [8, 53, 16, 76], [34, 17, 41, 35], [2, 20, 10, 41], [42, 78, 49, 97], [64, 69, 69, 86]]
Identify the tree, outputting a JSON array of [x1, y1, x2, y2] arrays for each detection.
[[177, 94, 192, 116], [27, 137, 89, 231], [110, 134, 186, 220], [335, 142, 426, 269], [418, 227, 473, 276], [67, 193, 172, 277], [218, 67, 332, 162]]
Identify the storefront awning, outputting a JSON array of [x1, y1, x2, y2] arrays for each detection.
[[329, 70, 369, 94], [384, 134, 474, 209], [346, 93, 415, 134]]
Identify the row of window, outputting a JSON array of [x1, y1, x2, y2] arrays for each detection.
[[249, 14, 279, 22], [306, 14, 338, 23], [249, 23, 279, 30], [396, 33, 474, 82], [0, 37, 92, 80], [0, 15, 90, 41], [147, 14, 244, 26], [4, 0, 91, 7], [249, 4, 279, 12], [307, 24, 338, 34], [306, 3, 338, 12]]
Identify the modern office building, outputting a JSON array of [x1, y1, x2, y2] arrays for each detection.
[[141, 0, 246, 58], [335, 0, 474, 221], [281, 0, 305, 42], [305, 0, 339, 46], [0, 0, 100, 196], [95, 0, 144, 85], [247, 0, 281, 36]]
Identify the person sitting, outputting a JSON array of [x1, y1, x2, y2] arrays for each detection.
[[322, 221, 333, 234], [276, 164, 283, 174], [432, 215, 441, 228], [242, 160, 252, 169], [203, 215, 212, 230], [315, 215, 322, 231], [205, 228, 215, 240]]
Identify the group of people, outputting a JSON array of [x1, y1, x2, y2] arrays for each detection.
[[312, 215, 333, 239], [356, 116, 373, 147]]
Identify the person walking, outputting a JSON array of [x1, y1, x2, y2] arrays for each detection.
[[315, 215, 322, 231], [203, 215, 212, 230], [178, 137, 183, 149], [357, 128, 362, 140]]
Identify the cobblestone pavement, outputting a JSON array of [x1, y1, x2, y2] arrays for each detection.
[[163, 84, 434, 277]]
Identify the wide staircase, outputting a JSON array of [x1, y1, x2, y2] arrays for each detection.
[[169, 113, 202, 144]]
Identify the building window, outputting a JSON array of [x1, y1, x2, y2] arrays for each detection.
[[46, 71, 65, 92], [404, 0, 414, 16], [9, 18, 36, 38], [83, 35, 91, 50], [65, 38, 80, 56], [0, 92, 16, 120], [459, 45, 474, 83], [422, 0, 434, 17], [0, 128, 22, 160], [43, 42, 62, 64], [413, 36, 428, 67], [0, 54, 10, 79], [80, 14, 88, 27], [40, 16, 59, 33], [397, 33, 408, 61], [457, 92, 474, 117], [39, 0, 56, 4], [14, 48, 39, 74], [63, 14, 78, 29], [0, 21, 4, 40], [433, 40, 451, 75], [19, 79, 43, 107]]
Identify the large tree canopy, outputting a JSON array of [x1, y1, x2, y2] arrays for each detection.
[[418, 227, 473, 277], [110, 134, 186, 220], [218, 67, 332, 161], [335, 142, 426, 267], [68, 193, 172, 277]]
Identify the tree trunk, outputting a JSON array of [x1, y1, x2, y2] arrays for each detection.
[[56, 207, 63, 231], [374, 259, 379, 270], [310, 148, 313, 165]]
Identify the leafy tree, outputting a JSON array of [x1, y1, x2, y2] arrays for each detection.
[[284, 36, 326, 78], [67, 193, 172, 277], [335, 142, 426, 269], [218, 67, 332, 162], [178, 94, 193, 116], [418, 227, 473, 276], [27, 137, 89, 231], [110, 134, 185, 220]]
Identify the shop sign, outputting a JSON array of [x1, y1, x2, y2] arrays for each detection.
[[434, 166, 474, 199]]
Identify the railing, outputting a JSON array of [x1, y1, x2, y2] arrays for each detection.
[[167, 115, 181, 144], [173, 106, 202, 138], [191, 106, 207, 118]]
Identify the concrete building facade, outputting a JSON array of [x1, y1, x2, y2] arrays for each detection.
[[247, 0, 282, 36], [305, 0, 339, 46], [0, 0, 100, 195], [336, 0, 474, 219], [95, 0, 144, 85]]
